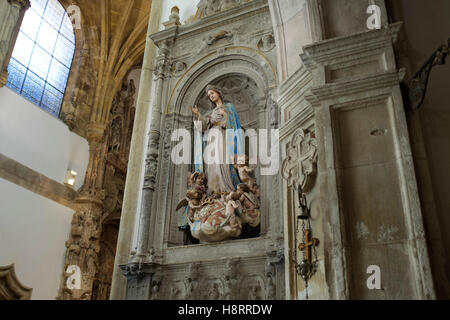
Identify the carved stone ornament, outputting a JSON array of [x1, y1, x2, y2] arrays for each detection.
[[257, 34, 275, 52], [197, 30, 234, 54], [405, 38, 449, 111], [7, 0, 30, 9], [281, 128, 318, 192], [163, 6, 181, 29], [195, 0, 250, 20], [171, 61, 187, 77], [0, 264, 32, 299]]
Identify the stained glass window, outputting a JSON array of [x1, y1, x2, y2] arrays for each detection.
[[6, 0, 75, 117]]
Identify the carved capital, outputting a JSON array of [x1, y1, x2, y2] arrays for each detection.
[[86, 122, 107, 144], [76, 189, 106, 207], [7, 0, 30, 10]]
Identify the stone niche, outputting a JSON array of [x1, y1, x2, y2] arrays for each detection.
[[121, 0, 285, 300]]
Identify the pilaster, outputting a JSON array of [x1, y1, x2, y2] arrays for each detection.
[[300, 23, 435, 299]]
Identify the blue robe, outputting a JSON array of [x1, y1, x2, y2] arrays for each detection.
[[178, 102, 244, 229]]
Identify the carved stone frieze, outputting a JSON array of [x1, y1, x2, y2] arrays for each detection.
[[194, 0, 253, 20], [184, 262, 201, 299], [221, 258, 240, 300]]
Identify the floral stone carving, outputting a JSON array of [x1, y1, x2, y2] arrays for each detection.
[[281, 128, 318, 192]]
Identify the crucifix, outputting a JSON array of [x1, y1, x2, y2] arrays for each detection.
[[298, 229, 319, 264]]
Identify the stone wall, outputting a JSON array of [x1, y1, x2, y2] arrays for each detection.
[[278, 0, 437, 299], [386, 0, 450, 299]]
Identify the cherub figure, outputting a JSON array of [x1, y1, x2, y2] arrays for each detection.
[[236, 184, 260, 227], [237, 184, 259, 210], [220, 190, 242, 228], [235, 155, 259, 196], [177, 172, 208, 210]]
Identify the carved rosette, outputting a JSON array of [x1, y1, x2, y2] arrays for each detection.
[[281, 128, 318, 192]]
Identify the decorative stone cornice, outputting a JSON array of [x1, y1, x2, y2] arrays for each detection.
[[149, 0, 268, 44], [277, 65, 310, 106], [279, 105, 315, 141], [307, 71, 402, 102], [301, 22, 403, 70]]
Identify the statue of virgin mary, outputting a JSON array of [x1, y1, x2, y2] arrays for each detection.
[[177, 85, 260, 242], [191, 84, 244, 194]]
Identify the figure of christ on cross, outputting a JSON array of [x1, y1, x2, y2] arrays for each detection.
[[298, 229, 319, 264]]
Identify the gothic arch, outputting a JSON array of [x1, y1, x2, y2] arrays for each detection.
[[169, 47, 277, 116]]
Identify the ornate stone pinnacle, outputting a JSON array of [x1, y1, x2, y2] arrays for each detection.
[[163, 6, 181, 29]]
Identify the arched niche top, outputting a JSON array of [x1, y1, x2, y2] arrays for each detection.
[[194, 73, 262, 129], [0, 264, 32, 300], [168, 47, 278, 116]]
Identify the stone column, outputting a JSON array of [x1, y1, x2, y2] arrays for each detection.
[[0, 0, 30, 87], [134, 41, 168, 261], [109, 0, 163, 300], [57, 123, 107, 300]]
